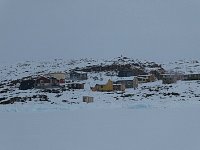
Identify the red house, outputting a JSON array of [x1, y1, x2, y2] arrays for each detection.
[[35, 76, 59, 88]]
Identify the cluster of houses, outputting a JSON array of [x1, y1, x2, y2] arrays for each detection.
[[90, 75, 154, 92], [19, 71, 87, 90], [19, 70, 159, 94], [161, 73, 200, 84], [19, 70, 200, 92], [17, 69, 200, 103]]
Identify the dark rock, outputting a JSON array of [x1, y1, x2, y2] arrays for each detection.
[[62, 100, 69, 103], [0, 97, 7, 101]]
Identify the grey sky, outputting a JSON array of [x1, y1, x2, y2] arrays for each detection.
[[0, 0, 200, 63]]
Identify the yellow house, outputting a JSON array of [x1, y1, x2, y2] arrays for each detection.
[[92, 79, 113, 92]]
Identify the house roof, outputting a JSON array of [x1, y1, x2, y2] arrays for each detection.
[[137, 77, 147, 79], [49, 72, 65, 75], [67, 83, 85, 85], [138, 74, 151, 77], [36, 76, 58, 81], [184, 73, 200, 75], [111, 76, 136, 81], [113, 84, 123, 86], [70, 71, 87, 74]]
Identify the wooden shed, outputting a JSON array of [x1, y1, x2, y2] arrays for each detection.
[[83, 96, 94, 103]]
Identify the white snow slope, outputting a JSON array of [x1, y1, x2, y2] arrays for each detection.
[[0, 107, 200, 150]]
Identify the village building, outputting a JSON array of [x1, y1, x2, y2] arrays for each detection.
[[19, 79, 35, 90], [48, 72, 65, 84], [175, 73, 184, 81], [67, 71, 88, 81], [137, 74, 156, 83], [113, 84, 125, 92], [35, 76, 59, 89], [183, 74, 200, 81], [83, 96, 94, 103], [67, 83, 85, 89], [91, 79, 113, 92], [150, 69, 165, 80], [115, 77, 138, 89], [91, 79, 125, 92], [118, 70, 134, 77], [161, 74, 177, 84]]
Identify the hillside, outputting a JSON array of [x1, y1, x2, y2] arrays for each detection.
[[0, 57, 200, 112], [1, 57, 200, 150]]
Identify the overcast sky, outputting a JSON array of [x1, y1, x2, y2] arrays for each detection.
[[0, 0, 200, 63]]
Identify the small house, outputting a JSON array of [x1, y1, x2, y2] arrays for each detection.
[[68, 71, 88, 81], [35, 76, 59, 89], [183, 74, 200, 81], [91, 79, 113, 92], [83, 96, 94, 103], [137, 74, 156, 83], [67, 83, 85, 89], [19, 79, 35, 90], [115, 77, 138, 89], [161, 74, 177, 84], [48, 72, 65, 83], [118, 70, 134, 77]]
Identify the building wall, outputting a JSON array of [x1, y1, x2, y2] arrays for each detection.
[[137, 77, 148, 83], [118, 71, 134, 77], [49, 73, 65, 83], [116, 80, 132, 88], [83, 96, 94, 103], [162, 77, 177, 84], [133, 77, 139, 88], [183, 74, 200, 81], [94, 80, 113, 92], [113, 84, 125, 91], [19, 80, 35, 90], [35, 77, 59, 88], [70, 72, 88, 81], [137, 74, 156, 83], [68, 83, 84, 89]]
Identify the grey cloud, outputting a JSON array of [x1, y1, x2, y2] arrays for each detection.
[[0, 0, 200, 62]]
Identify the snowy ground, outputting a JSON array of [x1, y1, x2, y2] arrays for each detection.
[[1, 80, 200, 112], [1, 58, 200, 150], [1, 57, 200, 113], [0, 107, 200, 150]]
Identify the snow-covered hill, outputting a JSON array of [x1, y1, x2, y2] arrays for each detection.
[[0, 57, 200, 112], [162, 59, 200, 74], [1, 57, 200, 150]]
